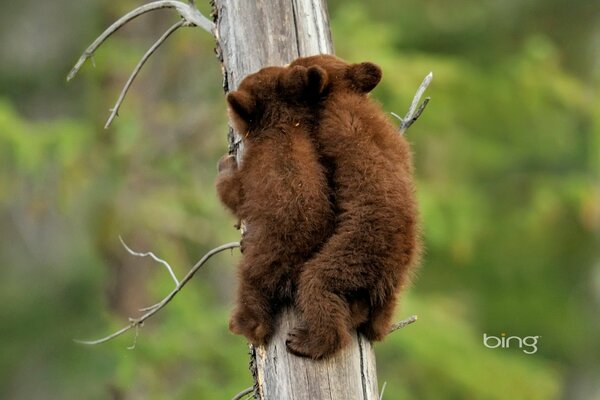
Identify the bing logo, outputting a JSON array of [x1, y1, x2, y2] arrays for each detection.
[[483, 333, 540, 354]]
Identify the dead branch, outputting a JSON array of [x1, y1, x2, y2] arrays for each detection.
[[119, 236, 180, 285], [231, 386, 254, 400], [104, 20, 184, 128], [392, 72, 433, 134], [67, 1, 214, 128], [388, 315, 418, 333], [379, 381, 387, 400], [67, 0, 214, 82], [75, 241, 240, 346]]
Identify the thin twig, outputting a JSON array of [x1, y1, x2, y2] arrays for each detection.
[[379, 381, 387, 400], [388, 315, 418, 334], [404, 72, 432, 128], [231, 386, 254, 400], [105, 20, 184, 128], [127, 323, 141, 350], [75, 242, 240, 346], [74, 324, 135, 346], [139, 301, 162, 312], [119, 235, 180, 286], [67, 0, 214, 82], [392, 72, 433, 135]]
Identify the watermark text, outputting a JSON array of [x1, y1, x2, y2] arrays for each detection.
[[483, 333, 540, 354]]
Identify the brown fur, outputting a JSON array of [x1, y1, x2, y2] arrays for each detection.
[[284, 55, 420, 359], [215, 65, 335, 346], [216, 56, 420, 359]]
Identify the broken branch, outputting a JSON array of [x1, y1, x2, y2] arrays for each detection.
[[388, 315, 418, 333], [231, 386, 254, 400], [379, 381, 387, 400], [119, 235, 180, 286], [67, 0, 214, 82], [75, 241, 240, 346], [392, 72, 433, 134], [104, 20, 184, 128]]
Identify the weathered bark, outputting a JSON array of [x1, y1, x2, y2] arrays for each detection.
[[211, 1, 380, 398], [253, 310, 379, 400]]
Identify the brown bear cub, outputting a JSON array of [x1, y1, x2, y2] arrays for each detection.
[[284, 55, 420, 359], [215, 65, 335, 346], [217, 55, 419, 359]]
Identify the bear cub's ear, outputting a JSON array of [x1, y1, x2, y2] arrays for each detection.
[[347, 62, 382, 93], [306, 66, 329, 95], [281, 65, 329, 99], [227, 91, 255, 122]]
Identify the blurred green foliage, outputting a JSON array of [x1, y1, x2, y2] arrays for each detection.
[[0, 0, 598, 399]]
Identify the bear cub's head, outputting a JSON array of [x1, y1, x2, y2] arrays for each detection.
[[227, 65, 328, 136], [289, 55, 382, 96]]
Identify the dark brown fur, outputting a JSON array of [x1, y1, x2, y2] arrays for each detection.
[[215, 65, 334, 346], [284, 55, 420, 359]]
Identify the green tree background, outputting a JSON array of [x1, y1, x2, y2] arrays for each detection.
[[1, 0, 598, 399]]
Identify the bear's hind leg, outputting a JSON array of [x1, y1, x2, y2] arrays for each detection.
[[286, 284, 352, 360], [359, 292, 398, 342], [229, 280, 275, 346]]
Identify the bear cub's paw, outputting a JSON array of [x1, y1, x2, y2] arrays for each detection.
[[229, 307, 273, 346], [217, 154, 237, 174], [285, 324, 351, 360]]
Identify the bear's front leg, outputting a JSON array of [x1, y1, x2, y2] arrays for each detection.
[[215, 154, 243, 215], [229, 279, 275, 346]]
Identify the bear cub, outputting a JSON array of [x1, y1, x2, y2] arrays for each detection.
[[284, 55, 420, 359], [217, 55, 420, 360], [215, 65, 335, 346]]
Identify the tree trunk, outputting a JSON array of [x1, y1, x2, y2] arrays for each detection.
[[211, 1, 380, 399]]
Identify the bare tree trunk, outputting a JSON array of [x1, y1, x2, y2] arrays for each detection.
[[211, 1, 380, 399]]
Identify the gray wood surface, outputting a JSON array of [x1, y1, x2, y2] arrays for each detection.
[[254, 309, 379, 400], [212, 1, 378, 398]]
